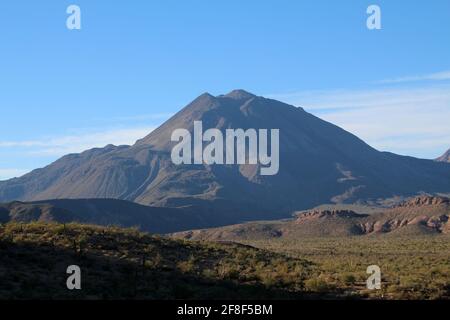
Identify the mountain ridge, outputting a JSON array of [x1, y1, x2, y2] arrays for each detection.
[[1, 90, 450, 228], [0, 198, 232, 233], [436, 148, 450, 162], [172, 196, 450, 240]]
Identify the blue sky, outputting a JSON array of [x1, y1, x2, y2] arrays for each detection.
[[1, 0, 450, 180]]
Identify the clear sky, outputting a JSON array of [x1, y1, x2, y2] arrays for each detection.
[[1, 0, 450, 180]]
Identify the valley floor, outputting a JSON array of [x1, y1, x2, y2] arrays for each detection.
[[0, 222, 448, 300], [239, 235, 450, 299]]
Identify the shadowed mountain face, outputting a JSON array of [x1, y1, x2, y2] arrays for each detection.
[[0, 199, 226, 234], [436, 149, 450, 162], [1, 90, 450, 225]]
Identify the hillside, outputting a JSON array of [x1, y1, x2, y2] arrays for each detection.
[[172, 196, 450, 240], [0, 222, 324, 299], [171, 196, 450, 300], [2, 222, 448, 300], [1, 91, 450, 227], [0, 199, 230, 234]]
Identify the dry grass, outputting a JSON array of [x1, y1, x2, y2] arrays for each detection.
[[240, 235, 450, 299], [0, 222, 318, 299]]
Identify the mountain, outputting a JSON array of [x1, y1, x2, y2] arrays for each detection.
[[1, 90, 450, 227], [436, 149, 450, 162], [172, 196, 450, 240], [0, 199, 219, 233]]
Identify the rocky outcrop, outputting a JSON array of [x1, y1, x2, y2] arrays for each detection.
[[358, 215, 449, 234], [175, 196, 450, 240], [394, 196, 450, 208], [295, 209, 367, 223], [360, 196, 450, 234]]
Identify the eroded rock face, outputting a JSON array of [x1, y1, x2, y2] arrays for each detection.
[[358, 220, 406, 234], [295, 210, 366, 224], [360, 196, 450, 234], [395, 196, 450, 208], [172, 196, 450, 241], [426, 215, 449, 229], [358, 215, 449, 234], [295, 196, 450, 235]]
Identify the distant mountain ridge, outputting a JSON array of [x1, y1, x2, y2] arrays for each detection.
[[0, 199, 226, 233], [1, 90, 450, 227], [172, 196, 450, 240], [436, 149, 450, 162]]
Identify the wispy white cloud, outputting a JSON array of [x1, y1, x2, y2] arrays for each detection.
[[0, 169, 30, 180], [270, 84, 450, 159], [0, 108, 168, 180], [0, 126, 156, 157], [92, 112, 174, 123], [378, 70, 450, 84]]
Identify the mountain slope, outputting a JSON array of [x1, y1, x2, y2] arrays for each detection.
[[1, 90, 450, 225], [0, 199, 225, 234], [436, 149, 450, 162]]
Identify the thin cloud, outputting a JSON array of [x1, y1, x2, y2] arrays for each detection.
[[0, 126, 156, 157], [378, 70, 450, 84], [93, 112, 174, 123], [271, 85, 450, 159], [0, 169, 30, 181]]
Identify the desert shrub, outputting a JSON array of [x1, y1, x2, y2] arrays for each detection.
[[304, 278, 332, 293], [341, 273, 357, 286], [201, 268, 216, 279], [399, 276, 423, 291], [218, 264, 241, 280], [177, 255, 197, 274]]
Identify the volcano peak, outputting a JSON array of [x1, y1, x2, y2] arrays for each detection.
[[221, 89, 256, 100]]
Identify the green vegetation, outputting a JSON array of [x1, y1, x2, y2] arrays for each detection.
[[240, 235, 450, 300], [1, 222, 448, 300], [0, 222, 321, 300]]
